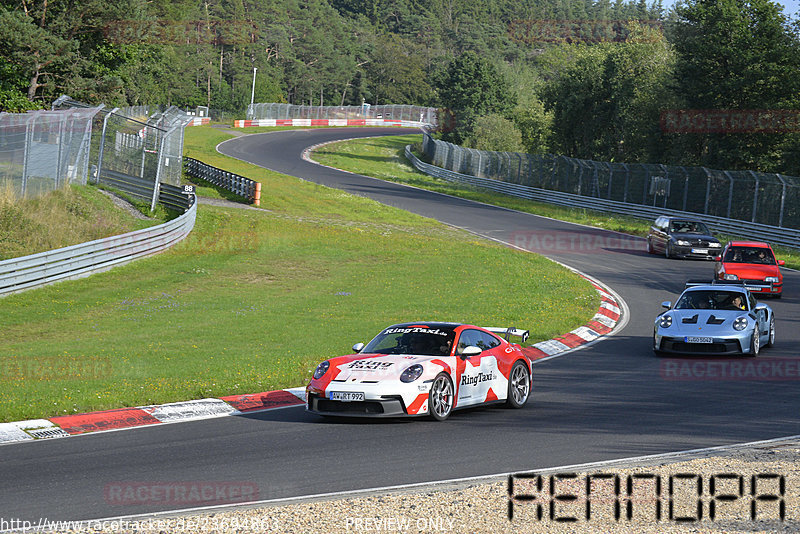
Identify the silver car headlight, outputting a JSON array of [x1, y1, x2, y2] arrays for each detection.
[[765, 276, 779, 283], [709, 242, 722, 248], [733, 317, 748, 331], [313, 361, 330, 379], [724, 274, 739, 280], [659, 315, 672, 328], [400, 364, 424, 383], [676, 239, 691, 246]]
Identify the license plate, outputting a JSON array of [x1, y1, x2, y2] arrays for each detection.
[[685, 336, 713, 343], [745, 286, 764, 291], [329, 391, 364, 402], [691, 248, 708, 254]]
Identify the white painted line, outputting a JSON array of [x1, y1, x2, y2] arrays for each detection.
[[570, 326, 601, 342], [600, 301, 621, 315], [533, 339, 571, 355], [140, 399, 237, 423]]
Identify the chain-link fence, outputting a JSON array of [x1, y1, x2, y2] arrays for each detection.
[[248, 103, 438, 126], [0, 107, 103, 198], [422, 134, 800, 229]]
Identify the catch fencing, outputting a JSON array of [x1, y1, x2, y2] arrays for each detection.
[[49, 97, 193, 210], [246, 103, 437, 127], [0, 106, 102, 198], [421, 134, 800, 230], [407, 146, 800, 250]]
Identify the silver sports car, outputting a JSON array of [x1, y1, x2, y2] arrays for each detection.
[[653, 282, 775, 356]]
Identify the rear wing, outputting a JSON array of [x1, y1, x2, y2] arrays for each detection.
[[483, 327, 530, 343]]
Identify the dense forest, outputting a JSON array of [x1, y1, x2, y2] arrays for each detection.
[[2, 0, 800, 174]]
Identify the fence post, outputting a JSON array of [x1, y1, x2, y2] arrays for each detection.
[[622, 163, 629, 203], [703, 167, 712, 214], [776, 174, 787, 227], [682, 167, 689, 212], [749, 171, 760, 223], [724, 171, 734, 219], [97, 107, 119, 184]]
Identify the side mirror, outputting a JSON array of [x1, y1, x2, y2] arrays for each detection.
[[778, 260, 785, 266], [352, 342, 365, 353], [754, 303, 768, 312], [661, 301, 671, 309], [460, 345, 482, 358]]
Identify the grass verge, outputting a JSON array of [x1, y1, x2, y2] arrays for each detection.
[[311, 134, 800, 271], [0, 184, 167, 261], [0, 126, 598, 423]]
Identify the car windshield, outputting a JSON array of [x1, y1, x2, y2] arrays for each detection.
[[669, 220, 709, 234], [361, 326, 456, 356], [675, 290, 749, 311], [723, 247, 776, 265]]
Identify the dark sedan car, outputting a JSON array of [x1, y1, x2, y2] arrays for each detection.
[[646, 216, 722, 259]]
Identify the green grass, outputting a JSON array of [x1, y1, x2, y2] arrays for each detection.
[[0, 126, 598, 423], [0, 184, 167, 261], [311, 135, 800, 271]]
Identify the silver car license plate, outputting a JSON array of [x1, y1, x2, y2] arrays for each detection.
[[691, 248, 708, 254], [330, 391, 365, 402], [685, 336, 713, 343]]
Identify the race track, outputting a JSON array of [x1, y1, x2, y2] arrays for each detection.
[[1, 127, 798, 523]]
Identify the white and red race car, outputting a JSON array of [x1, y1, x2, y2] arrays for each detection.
[[306, 322, 532, 421]]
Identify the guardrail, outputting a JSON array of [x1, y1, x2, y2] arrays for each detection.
[[184, 157, 261, 206], [0, 195, 197, 297], [405, 146, 800, 250], [98, 169, 194, 212]]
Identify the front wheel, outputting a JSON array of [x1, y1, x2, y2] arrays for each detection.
[[506, 361, 531, 408], [766, 315, 775, 347], [428, 373, 454, 421], [747, 330, 760, 357], [665, 241, 672, 259]]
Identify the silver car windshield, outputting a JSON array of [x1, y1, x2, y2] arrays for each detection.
[[675, 290, 749, 311]]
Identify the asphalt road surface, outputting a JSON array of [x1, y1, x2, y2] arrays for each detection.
[[1, 127, 798, 523]]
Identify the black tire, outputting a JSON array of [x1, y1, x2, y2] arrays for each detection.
[[746, 330, 760, 357], [428, 373, 454, 421], [665, 241, 672, 259], [766, 315, 775, 347], [506, 361, 531, 408]]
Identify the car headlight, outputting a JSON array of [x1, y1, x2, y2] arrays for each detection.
[[724, 274, 739, 280], [676, 239, 691, 246], [313, 361, 330, 379], [400, 364, 424, 383], [765, 276, 779, 283], [659, 315, 672, 328], [733, 317, 748, 331], [709, 242, 722, 248]]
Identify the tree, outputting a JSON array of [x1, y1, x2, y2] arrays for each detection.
[[467, 113, 524, 151], [437, 50, 515, 144], [669, 0, 800, 172]]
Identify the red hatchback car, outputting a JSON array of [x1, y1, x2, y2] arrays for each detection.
[[714, 242, 784, 297]]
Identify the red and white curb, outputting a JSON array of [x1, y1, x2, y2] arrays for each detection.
[[520, 273, 623, 362], [0, 389, 306, 445], [234, 118, 427, 128], [0, 280, 622, 446]]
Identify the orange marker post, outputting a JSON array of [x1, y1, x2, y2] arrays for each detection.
[[254, 182, 261, 207]]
